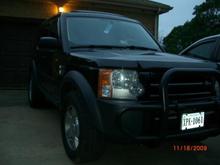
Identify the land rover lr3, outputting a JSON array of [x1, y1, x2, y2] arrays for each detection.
[[28, 10, 220, 163]]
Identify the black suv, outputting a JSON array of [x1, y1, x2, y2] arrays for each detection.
[[28, 10, 220, 162]]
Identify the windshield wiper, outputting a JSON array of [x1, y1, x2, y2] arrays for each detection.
[[119, 46, 158, 51], [70, 45, 158, 51], [70, 45, 123, 49]]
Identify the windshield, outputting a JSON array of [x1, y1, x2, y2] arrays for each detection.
[[66, 17, 161, 51]]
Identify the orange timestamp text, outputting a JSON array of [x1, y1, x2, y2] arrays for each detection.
[[173, 145, 208, 152]]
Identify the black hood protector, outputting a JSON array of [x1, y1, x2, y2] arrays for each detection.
[[70, 49, 217, 70]]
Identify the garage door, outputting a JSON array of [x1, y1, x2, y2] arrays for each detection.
[[0, 17, 42, 89]]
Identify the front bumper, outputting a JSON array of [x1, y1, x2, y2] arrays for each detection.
[[98, 99, 220, 141], [97, 68, 220, 141]]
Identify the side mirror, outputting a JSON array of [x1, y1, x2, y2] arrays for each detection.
[[38, 37, 60, 50]]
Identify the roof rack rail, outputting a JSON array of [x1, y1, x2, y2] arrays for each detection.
[[70, 10, 124, 17]]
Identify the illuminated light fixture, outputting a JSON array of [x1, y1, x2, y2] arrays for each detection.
[[58, 7, 65, 13], [98, 69, 112, 98], [98, 69, 144, 99]]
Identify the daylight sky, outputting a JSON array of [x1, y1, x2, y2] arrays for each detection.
[[153, 0, 206, 39]]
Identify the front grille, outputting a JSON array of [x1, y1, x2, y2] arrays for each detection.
[[136, 70, 220, 137], [139, 71, 217, 103]]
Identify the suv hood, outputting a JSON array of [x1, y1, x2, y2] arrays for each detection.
[[69, 49, 217, 69]]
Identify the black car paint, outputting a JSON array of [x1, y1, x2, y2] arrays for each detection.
[[33, 11, 220, 140], [69, 50, 217, 69]]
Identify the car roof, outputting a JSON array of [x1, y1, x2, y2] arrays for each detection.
[[196, 34, 220, 42], [60, 10, 139, 23], [179, 34, 220, 54]]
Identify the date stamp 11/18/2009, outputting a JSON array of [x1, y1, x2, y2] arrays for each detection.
[[173, 145, 208, 152]]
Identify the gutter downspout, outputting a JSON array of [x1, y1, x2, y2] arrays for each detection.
[[155, 8, 161, 40]]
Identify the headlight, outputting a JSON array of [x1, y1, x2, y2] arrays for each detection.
[[98, 69, 144, 99]]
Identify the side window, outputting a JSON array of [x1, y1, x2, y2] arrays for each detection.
[[40, 18, 58, 38], [49, 19, 58, 37], [185, 41, 216, 60]]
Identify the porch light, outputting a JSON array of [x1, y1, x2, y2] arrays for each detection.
[[59, 7, 65, 13]]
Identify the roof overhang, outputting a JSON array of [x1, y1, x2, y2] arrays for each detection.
[[67, 0, 173, 14], [96, 0, 172, 14], [29, 0, 173, 14]]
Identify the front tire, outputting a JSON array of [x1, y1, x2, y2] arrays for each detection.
[[61, 91, 105, 163]]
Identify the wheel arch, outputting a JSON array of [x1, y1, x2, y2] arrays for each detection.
[[60, 71, 103, 132]]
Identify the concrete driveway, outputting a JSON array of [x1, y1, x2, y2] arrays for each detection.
[[0, 90, 220, 165]]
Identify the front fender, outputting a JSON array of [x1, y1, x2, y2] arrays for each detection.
[[61, 71, 103, 132]]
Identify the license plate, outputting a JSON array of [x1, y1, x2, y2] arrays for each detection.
[[181, 112, 205, 131]]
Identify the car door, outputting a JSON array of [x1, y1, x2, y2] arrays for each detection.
[[181, 39, 218, 61], [36, 18, 61, 100]]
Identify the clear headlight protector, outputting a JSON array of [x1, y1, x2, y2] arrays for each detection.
[[98, 69, 144, 99]]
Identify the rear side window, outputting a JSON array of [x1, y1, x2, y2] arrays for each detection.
[[40, 18, 58, 38], [185, 41, 216, 60]]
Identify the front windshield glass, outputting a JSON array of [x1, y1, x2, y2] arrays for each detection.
[[66, 17, 161, 51]]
